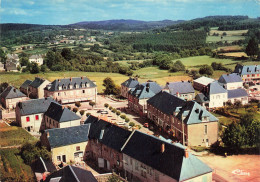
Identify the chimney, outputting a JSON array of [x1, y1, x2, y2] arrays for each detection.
[[184, 148, 189, 158], [70, 77, 72, 81], [166, 82, 169, 85], [255, 67, 257, 72], [161, 143, 165, 153], [81, 76, 84, 80], [247, 67, 249, 72], [146, 83, 150, 92], [47, 131, 49, 138], [182, 80, 184, 83]]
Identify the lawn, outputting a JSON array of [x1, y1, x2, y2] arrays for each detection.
[[0, 148, 35, 181], [0, 123, 36, 147]]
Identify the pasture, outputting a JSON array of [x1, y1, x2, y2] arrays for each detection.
[[207, 29, 247, 43]]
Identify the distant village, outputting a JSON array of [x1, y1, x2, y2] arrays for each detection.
[[0, 63, 259, 182]]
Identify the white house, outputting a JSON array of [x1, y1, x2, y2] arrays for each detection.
[[218, 73, 243, 90], [29, 55, 44, 65]]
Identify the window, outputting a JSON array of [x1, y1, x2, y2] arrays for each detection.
[[57, 156, 61, 161], [58, 93, 60, 96], [82, 90, 85, 94], [204, 125, 207, 134], [135, 161, 139, 171], [76, 146, 80, 151], [35, 115, 39, 120], [26, 117, 30, 122], [62, 155, 66, 162]]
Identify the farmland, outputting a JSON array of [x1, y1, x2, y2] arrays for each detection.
[[206, 29, 247, 43]]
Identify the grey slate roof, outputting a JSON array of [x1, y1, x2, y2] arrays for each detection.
[[29, 54, 43, 59], [45, 124, 91, 148], [218, 73, 242, 84], [20, 80, 32, 90], [195, 93, 209, 103], [45, 77, 96, 92], [0, 86, 26, 99], [31, 157, 56, 173], [234, 64, 260, 76], [121, 77, 139, 88], [208, 81, 227, 95], [29, 77, 47, 88], [17, 97, 56, 116], [228, 88, 248, 99], [84, 115, 131, 151], [121, 131, 212, 181], [44, 165, 97, 182], [147, 91, 186, 115], [148, 92, 217, 125], [129, 81, 162, 99], [166, 81, 195, 95], [45, 102, 81, 122]]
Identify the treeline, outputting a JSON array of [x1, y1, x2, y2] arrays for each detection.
[[117, 30, 206, 52]]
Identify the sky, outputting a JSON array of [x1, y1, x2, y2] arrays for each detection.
[[0, 0, 260, 25]]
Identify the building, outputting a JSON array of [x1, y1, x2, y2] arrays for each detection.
[[193, 76, 215, 92], [44, 165, 97, 182], [28, 77, 50, 99], [206, 81, 228, 108], [0, 62, 5, 72], [6, 54, 19, 62], [218, 73, 243, 90], [121, 77, 139, 98], [15, 97, 55, 133], [147, 91, 218, 146], [19, 80, 32, 96], [5, 60, 19, 72], [84, 115, 131, 174], [122, 130, 213, 182], [41, 124, 91, 165], [0, 86, 28, 109], [29, 54, 44, 65], [31, 157, 56, 182], [128, 81, 161, 116], [234, 64, 260, 85], [44, 77, 97, 104], [163, 81, 195, 100], [43, 102, 81, 130], [227, 88, 248, 105]]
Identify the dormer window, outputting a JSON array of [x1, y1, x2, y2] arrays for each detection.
[[58, 85, 62, 90], [80, 82, 84, 88]]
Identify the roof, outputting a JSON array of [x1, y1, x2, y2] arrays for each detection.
[[129, 81, 162, 99], [228, 88, 248, 99], [45, 102, 81, 122], [234, 64, 260, 75], [29, 54, 43, 59], [17, 97, 56, 116], [45, 77, 96, 92], [29, 77, 47, 88], [218, 73, 242, 84], [0, 86, 26, 99], [121, 77, 139, 88], [121, 131, 212, 181], [85, 115, 131, 151], [20, 80, 32, 90], [193, 76, 215, 86], [31, 157, 56, 173], [45, 124, 91, 148], [208, 81, 227, 95], [6, 54, 19, 60], [195, 93, 209, 103], [147, 91, 186, 115], [166, 81, 195, 95], [44, 165, 97, 182]]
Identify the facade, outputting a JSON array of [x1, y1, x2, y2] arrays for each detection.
[[28, 77, 50, 99], [40, 124, 91, 165], [193, 76, 215, 92], [84, 115, 131, 174], [207, 81, 228, 108], [6, 54, 19, 62], [44, 77, 97, 104], [43, 102, 81, 130], [0, 62, 5, 71], [20, 80, 32, 96], [0, 86, 28, 109], [122, 131, 213, 182], [218, 73, 243, 90], [15, 97, 55, 133], [5, 60, 19, 72], [147, 91, 218, 146], [234, 64, 260, 85], [227, 88, 248, 105], [29, 55, 44, 65], [163, 81, 195, 101], [121, 77, 139, 98], [128, 81, 161, 116]]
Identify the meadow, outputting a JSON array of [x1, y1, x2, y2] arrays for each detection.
[[206, 29, 247, 43]]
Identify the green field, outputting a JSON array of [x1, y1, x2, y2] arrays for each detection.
[[207, 29, 247, 43]]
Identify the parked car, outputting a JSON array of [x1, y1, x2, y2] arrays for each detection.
[[101, 111, 108, 114], [97, 109, 104, 113], [144, 123, 149, 128]]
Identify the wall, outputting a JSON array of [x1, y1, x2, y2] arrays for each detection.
[[228, 96, 248, 105], [4, 97, 28, 109], [20, 113, 44, 133], [121, 85, 130, 98], [225, 82, 243, 90], [209, 93, 227, 108], [187, 121, 218, 147], [38, 80, 50, 98], [44, 115, 81, 130]]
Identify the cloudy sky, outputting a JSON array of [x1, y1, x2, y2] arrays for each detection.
[[1, 0, 260, 25]]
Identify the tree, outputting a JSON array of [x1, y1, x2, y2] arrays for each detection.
[[245, 37, 259, 58], [90, 44, 100, 52], [104, 103, 109, 109], [125, 118, 130, 122], [30, 63, 40, 74], [107, 175, 121, 182], [170, 60, 185, 72], [20, 57, 29, 66], [234, 100, 242, 113], [67, 106, 71, 110], [103, 77, 118, 95], [199, 65, 213, 75], [0, 82, 9, 93], [109, 106, 113, 110], [116, 110, 121, 119], [40, 65, 48, 72], [75, 101, 81, 108], [79, 110, 85, 116], [120, 114, 126, 119], [0, 48, 6, 64], [89, 101, 96, 108], [45, 50, 55, 68], [73, 108, 78, 113], [86, 112, 91, 117], [129, 122, 135, 127], [61, 48, 73, 61], [222, 123, 246, 148], [112, 108, 116, 113]]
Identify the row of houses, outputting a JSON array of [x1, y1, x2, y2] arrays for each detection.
[[0, 76, 97, 109], [39, 115, 213, 182]]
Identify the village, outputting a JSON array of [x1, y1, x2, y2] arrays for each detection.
[[0, 62, 259, 182]]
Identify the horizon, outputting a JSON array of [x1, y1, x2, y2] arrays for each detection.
[[1, 0, 260, 25]]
